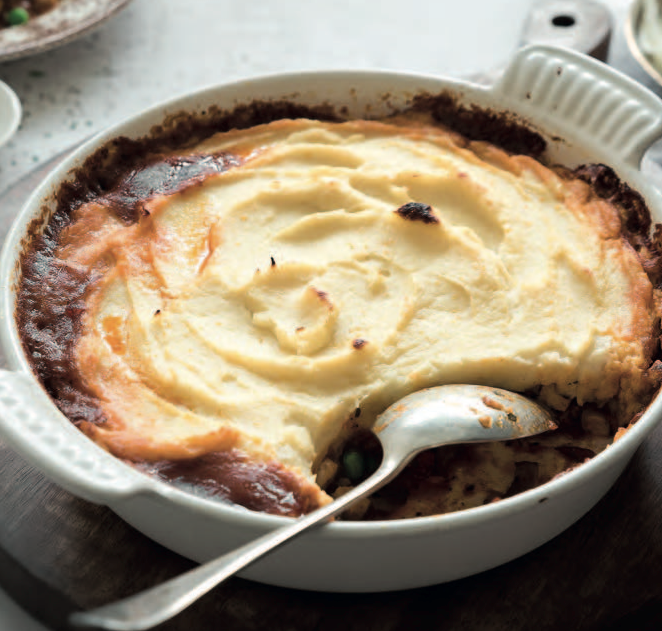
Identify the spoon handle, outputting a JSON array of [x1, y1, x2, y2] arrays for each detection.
[[69, 460, 404, 631]]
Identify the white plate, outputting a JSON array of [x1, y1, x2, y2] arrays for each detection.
[[0, 79, 20, 146], [0, 0, 132, 62], [625, 0, 662, 87]]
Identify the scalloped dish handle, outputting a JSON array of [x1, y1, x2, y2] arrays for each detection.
[[493, 45, 662, 169], [0, 369, 149, 504]]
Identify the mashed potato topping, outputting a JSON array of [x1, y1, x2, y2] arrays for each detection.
[[46, 117, 658, 512]]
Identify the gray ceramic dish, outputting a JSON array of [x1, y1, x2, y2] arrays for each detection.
[[0, 0, 132, 62]]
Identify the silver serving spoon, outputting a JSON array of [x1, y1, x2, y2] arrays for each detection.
[[70, 384, 556, 631]]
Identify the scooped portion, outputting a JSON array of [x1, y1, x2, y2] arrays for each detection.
[[18, 116, 662, 517]]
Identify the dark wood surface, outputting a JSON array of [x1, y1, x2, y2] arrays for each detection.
[[3, 76, 662, 630], [0, 419, 662, 631]]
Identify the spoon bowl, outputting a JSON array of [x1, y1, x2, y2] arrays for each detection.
[[70, 384, 557, 631], [375, 384, 557, 453]]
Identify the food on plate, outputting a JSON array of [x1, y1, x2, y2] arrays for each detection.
[[15, 97, 662, 519], [0, 0, 59, 28], [637, 0, 662, 75]]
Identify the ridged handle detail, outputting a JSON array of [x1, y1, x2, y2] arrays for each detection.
[[0, 370, 147, 503], [494, 45, 662, 168]]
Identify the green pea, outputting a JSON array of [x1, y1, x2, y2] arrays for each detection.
[[7, 7, 29, 26], [342, 449, 365, 482]]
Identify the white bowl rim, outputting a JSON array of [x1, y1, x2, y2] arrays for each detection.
[[0, 79, 21, 148]]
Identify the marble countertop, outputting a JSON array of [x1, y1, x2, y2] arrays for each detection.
[[0, 0, 658, 628]]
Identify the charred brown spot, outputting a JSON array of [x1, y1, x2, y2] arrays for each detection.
[[504, 461, 540, 497], [572, 163, 662, 285], [409, 92, 546, 158], [573, 164, 650, 236], [132, 450, 321, 517], [554, 445, 595, 462], [270, 256, 276, 267], [16, 254, 105, 427], [105, 152, 241, 224], [395, 202, 439, 224], [310, 287, 333, 311], [352, 338, 368, 349]]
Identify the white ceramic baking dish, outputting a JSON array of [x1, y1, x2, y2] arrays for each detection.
[[1, 45, 662, 593]]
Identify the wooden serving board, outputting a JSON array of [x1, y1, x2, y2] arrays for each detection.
[[2, 152, 662, 631]]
